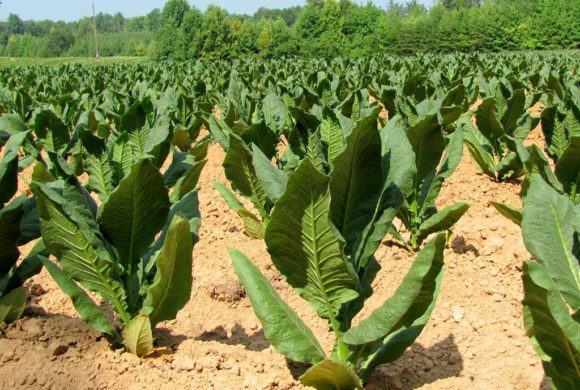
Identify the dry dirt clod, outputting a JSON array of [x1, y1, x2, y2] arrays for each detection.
[[21, 318, 44, 339], [172, 356, 196, 372], [453, 306, 465, 323], [208, 280, 245, 303]]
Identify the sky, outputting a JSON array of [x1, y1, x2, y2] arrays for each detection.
[[0, 0, 433, 22]]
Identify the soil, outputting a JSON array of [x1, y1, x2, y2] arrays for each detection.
[[0, 127, 548, 389]]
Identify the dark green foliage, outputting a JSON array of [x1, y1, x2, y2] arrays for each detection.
[[520, 176, 580, 388], [229, 106, 447, 388], [32, 159, 200, 356], [0, 132, 45, 323], [0, 0, 577, 58]]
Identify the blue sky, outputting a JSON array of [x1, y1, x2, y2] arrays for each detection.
[[0, 0, 433, 22]]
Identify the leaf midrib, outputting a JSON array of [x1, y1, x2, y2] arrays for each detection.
[[547, 195, 580, 292]]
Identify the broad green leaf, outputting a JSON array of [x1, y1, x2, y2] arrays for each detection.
[[0, 197, 24, 274], [230, 249, 325, 364], [0, 287, 27, 323], [213, 181, 244, 212], [262, 94, 288, 136], [212, 181, 264, 239], [520, 144, 563, 197], [299, 359, 363, 390], [307, 130, 327, 172], [343, 234, 445, 345], [353, 118, 415, 270], [172, 126, 191, 152], [0, 131, 28, 205], [223, 134, 268, 218], [441, 83, 465, 108], [357, 263, 445, 381], [112, 133, 133, 180], [564, 103, 580, 138], [496, 151, 525, 181], [265, 158, 359, 319], [522, 175, 580, 311], [490, 202, 522, 226], [145, 191, 201, 272], [241, 121, 277, 160], [439, 106, 463, 127], [169, 159, 207, 202], [78, 127, 113, 201], [3, 240, 45, 294], [420, 126, 464, 213], [252, 144, 288, 203], [330, 109, 382, 256], [416, 202, 471, 244], [237, 209, 265, 239], [541, 106, 568, 160], [144, 120, 171, 166], [319, 108, 345, 166], [31, 162, 55, 183], [34, 110, 70, 154], [380, 117, 417, 206], [119, 102, 146, 133], [100, 159, 170, 271], [555, 136, 580, 203], [522, 261, 580, 389], [142, 214, 193, 326], [338, 256, 381, 331], [163, 152, 195, 188], [406, 114, 445, 195], [40, 257, 118, 338], [190, 138, 210, 161], [0, 113, 27, 135], [501, 89, 526, 132], [208, 115, 231, 150], [122, 314, 153, 357], [475, 98, 503, 155], [288, 106, 321, 158], [127, 121, 149, 159], [33, 181, 128, 321], [462, 121, 496, 178], [565, 103, 580, 139]]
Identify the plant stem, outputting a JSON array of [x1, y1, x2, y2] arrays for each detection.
[[328, 305, 348, 362], [124, 271, 135, 315], [410, 196, 420, 251], [410, 233, 419, 251], [114, 295, 131, 324]]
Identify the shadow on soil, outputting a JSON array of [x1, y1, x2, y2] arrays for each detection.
[[154, 328, 188, 350], [365, 334, 463, 390], [383, 239, 411, 251], [195, 324, 269, 352]]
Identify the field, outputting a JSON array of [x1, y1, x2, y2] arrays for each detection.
[[0, 52, 578, 389], [0, 57, 146, 67]]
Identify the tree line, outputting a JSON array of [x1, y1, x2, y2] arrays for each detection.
[[0, 0, 578, 59]]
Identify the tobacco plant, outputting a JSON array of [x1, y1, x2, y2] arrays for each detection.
[[211, 99, 363, 239], [541, 102, 580, 162], [463, 88, 540, 181], [520, 175, 580, 389], [229, 113, 447, 388], [391, 109, 470, 251], [540, 75, 580, 161], [32, 158, 200, 356], [491, 136, 580, 226], [0, 132, 45, 323]]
